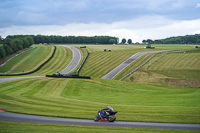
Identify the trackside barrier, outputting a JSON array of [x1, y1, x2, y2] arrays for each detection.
[[0, 46, 56, 76], [46, 74, 90, 79], [120, 49, 191, 81], [76, 52, 90, 75]]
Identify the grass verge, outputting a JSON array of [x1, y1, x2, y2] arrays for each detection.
[[0, 45, 52, 74], [0, 121, 198, 133]]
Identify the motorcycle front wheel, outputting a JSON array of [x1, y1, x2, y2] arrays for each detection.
[[107, 115, 116, 122]]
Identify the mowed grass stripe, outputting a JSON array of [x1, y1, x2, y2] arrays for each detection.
[[1, 121, 199, 133], [0, 78, 38, 94], [79, 45, 195, 78], [0, 97, 90, 117], [30, 46, 73, 75], [0, 95, 89, 112], [32, 46, 64, 75], [125, 50, 200, 86], [0, 94, 199, 122], [0, 77, 199, 123], [22, 80, 50, 97], [80, 52, 133, 77], [34, 78, 57, 97], [114, 53, 154, 80], [45, 78, 70, 97], [0, 78, 101, 109], [12, 79, 43, 96], [0, 45, 52, 74], [0, 86, 103, 113], [149, 51, 200, 78], [0, 78, 35, 92]]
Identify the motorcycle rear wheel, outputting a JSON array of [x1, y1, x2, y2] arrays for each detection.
[[94, 115, 100, 122]]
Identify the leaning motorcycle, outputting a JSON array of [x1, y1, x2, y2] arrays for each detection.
[[94, 108, 117, 122]]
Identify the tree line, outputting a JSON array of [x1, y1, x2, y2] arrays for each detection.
[[4, 35, 119, 45], [142, 34, 200, 44], [0, 36, 34, 59]]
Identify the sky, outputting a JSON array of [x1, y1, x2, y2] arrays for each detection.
[[0, 0, 200, 42]]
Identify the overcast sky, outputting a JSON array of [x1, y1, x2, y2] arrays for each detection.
[[0, 0, 200, 42]]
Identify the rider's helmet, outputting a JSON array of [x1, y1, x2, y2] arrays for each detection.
[[107, 106, 114, 111]]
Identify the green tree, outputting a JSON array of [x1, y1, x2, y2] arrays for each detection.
[[127, 39, 132, 44], [15, 39, 23, 50], [3, 44, 13, 55], [9, 40, 18, 52], [25, 36, 34, 46], [146, 39, 153, 44], [22, 38, 29, 48], [109, 39, 116, 44], [0, 36, 3, 44], [142, 40, 146, 44], [4, 38, 11, 45], [121, 38, 126, 44], [0, 45, 6, 58]]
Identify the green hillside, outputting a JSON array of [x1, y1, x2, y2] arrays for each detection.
[[0, 77, 199, 124], [0, 45, 73, 76], [0, 45, 53, 74], [79, 44, 194, 78], [30, 45, 73, 76], [124, 49, 200, 87]]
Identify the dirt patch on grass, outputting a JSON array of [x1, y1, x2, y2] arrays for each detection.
[[165, 78, 200, 88], [126, 71, 166, 85], [126, 71, 200, 88]]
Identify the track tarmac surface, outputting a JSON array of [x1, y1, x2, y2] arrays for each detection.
[[59, 45, 81, 74], [0, 111, 200, 130], [102, 50, 165, 79]]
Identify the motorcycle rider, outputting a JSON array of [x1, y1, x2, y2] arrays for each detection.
[[101, 106, 114, 117]]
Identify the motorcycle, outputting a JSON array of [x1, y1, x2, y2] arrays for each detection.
[[94, 106, 117, 122]]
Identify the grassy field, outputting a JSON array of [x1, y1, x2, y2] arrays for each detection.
[[30, 45, 73, 76], [79, 44, 195, 78], [0, 45, 73, 76], [79, 45, 154, 78], [0, 121, 198, 133], [0, 77, 199, 124], [124, 48, 200, 87], [113, 53, 154, 80], [0, 45, 53, 74]]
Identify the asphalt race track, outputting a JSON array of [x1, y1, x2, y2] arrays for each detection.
[[59, 45, 81, 74], [0, 111, 200, 130], [102, 50, 165, 79]]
